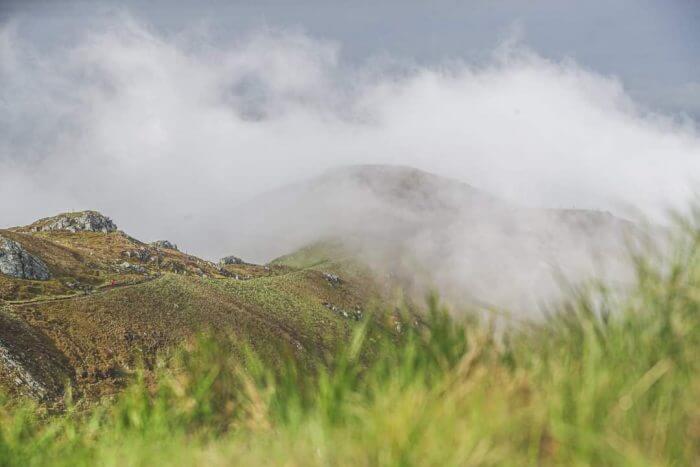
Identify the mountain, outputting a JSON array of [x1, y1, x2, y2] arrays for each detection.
[[0, 211, 393, 401], [0, 165, 639, 401], [225, 165, 637, 310]]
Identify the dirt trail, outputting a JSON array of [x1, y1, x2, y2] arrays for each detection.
[[2, 266, 306, 308], [3, 275, 162, 308]]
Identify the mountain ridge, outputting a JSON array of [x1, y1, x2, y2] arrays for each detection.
[[0, 209, 396, 401], [222, 164, 637, 309], [0, 165, 640, 402]]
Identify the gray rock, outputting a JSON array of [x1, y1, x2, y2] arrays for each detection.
[[219, 255, 244, 266], [323, 272, 342, 285], [31, 211, 117, 233], [149, 240, 178, 251], [0, 236, 51, 280], [123, 248, 152, 262], [118, 261, 146, 274], [0, 339, 51, 399], [322, 301, 363, 321]]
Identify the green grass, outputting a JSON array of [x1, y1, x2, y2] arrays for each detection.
[[2, 216, 700, 466], [0, 266, 387, 401], [270, 240, 347, 269]]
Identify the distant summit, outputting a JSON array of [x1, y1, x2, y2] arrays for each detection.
[[23, 211, 117, 234], [319, 164, 503, 214], [224, 164, 638, 311]]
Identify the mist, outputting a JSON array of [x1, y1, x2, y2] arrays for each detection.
[[1, 13, 699, 310]]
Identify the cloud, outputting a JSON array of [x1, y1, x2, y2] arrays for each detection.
[[0, 13, 699, 264]]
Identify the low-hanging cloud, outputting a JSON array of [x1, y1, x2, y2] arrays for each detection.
[[1, 13, 699, 266]]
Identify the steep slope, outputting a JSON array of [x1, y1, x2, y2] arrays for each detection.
[[1, 210, 230, 303], [0, 212, 392, 401]]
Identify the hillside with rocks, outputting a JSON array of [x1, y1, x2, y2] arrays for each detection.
[[0, 166, 643, 403], [0, 210, 394, 401], [24, 211, 118, 234], [0, 236, 51, 280]]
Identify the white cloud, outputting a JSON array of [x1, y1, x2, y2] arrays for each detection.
[[0, 14, 698, 262]]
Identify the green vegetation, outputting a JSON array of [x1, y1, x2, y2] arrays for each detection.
[[271, 240, 350, 269], [0, 227, 226, 302], [0, 269, 382, 400], [0, 219, 396, 400], [2, 215, 700, 465]]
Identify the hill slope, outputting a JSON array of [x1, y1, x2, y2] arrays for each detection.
[[0, 166, 642, 400], [0, 212, 392, 401], [226, 165, 638, 311]]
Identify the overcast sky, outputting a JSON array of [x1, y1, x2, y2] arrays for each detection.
[[4, 0, 699, 118], [1, 1, 699, 258]]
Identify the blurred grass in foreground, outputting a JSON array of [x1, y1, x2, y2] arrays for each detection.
[[3, 211, 700, 466]]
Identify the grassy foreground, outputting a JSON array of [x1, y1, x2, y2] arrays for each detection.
[[2, 221, 700, 466]]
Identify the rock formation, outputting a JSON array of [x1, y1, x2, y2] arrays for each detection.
[[0, 236, 51, 280], [30, 211, 117, 233], [219, 255, 244, 266], [150, 240, 178, 251], [323, 272, 342, 285], [118, 261, 147, 274]]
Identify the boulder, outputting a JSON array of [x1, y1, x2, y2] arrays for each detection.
[[149, 240, 178, 251], [323, 272, 342, 285], [0, 236, 51, 280], [219, 255, 244, 266], [31, 211, 117, 233], [118, 262, 147, 274], [123, 248, 152, 262]]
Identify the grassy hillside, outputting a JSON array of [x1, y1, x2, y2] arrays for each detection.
[[0, 227, 221, 303], [1, 211, 699, 465], [2, 209, 699, 465], [0, 213, 396, 402]]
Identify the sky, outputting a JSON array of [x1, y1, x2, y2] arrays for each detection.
[[4, 0, 699, 117], [1, 0, 699, 260]]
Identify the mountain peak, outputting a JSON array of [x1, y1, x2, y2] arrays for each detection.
[[24, 210, 117, 234]]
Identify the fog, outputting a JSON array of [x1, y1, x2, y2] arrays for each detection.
[[1, 14, 699, 310], [226, 164, 642, 311]]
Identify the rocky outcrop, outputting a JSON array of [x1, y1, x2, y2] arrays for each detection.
[[323, 302, 363, 321], [0, 339, 53, 399], [0, 236, 51, 280], [0, 313, 74, 401], [323, 272, 342, 285], [118, 262, 147, 274], [219, 255, 244, 266], [150, 240, 178, 251], [30, 211, 117, 233], [123, 248, 153, 262]]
